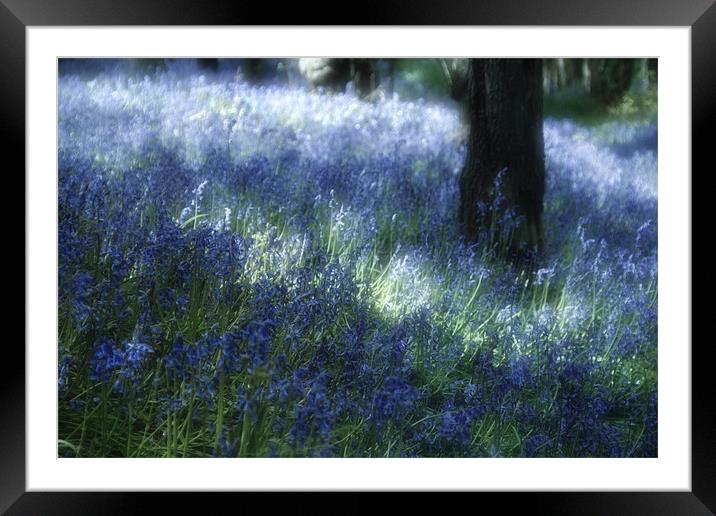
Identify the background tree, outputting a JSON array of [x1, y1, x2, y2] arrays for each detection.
[[440, 58, 469, 104], [589, 58, 636, 106], [197, 58, 218, 71], [241, 59, 272, 83], [440, 58, 470, 126], [567, 58, 584, 87], [298, 58, 377, 97], [459, 58, 545, 259], [542, 58, 567, 95], [350, 59, 377, 97]]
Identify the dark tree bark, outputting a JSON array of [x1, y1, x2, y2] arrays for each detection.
[[459, 59, 545, 258]]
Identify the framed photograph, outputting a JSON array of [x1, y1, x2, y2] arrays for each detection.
[[6, 0, 712, 512]]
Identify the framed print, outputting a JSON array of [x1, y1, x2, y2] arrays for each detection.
[[5, 0, 713, 513]]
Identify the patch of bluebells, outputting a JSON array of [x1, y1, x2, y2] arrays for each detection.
[[58, 62, 657, 458], [89, 336, 154, 395], [370, 375, 420, 433], [289, 371, 334, 449], [89, 339, 126, 384]]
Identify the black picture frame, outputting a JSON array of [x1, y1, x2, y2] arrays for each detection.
[[5, 0, 711, 513]]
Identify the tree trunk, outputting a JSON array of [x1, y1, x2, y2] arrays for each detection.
[[459, 59, 545, 258], [385, 59, 395, 94], [571, 58, 584, 86], [351, 59, 376, 97], [556, 58, 567, 88], [582, 59, 592, 92]]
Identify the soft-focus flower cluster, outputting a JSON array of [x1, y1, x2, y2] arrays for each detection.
[[58, 62, 657, 458]]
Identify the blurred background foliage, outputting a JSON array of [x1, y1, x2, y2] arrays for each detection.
[[60, 57, 657, 127]]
